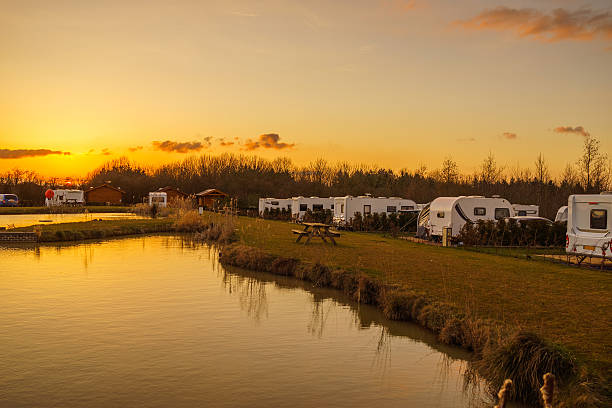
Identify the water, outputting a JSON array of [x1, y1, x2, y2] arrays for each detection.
[[0, 212, 144, 228], [0, 236, 506, 408]]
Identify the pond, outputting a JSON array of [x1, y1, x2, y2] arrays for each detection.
[[0, 235, 521, 407], [0, 212, 144, 229]]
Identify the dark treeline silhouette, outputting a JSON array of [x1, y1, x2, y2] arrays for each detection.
[[2, 136, 609, 219]]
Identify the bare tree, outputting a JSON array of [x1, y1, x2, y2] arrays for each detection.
[[534, 153, 550, 184], [577, 136, 608, 192], [439, 156, 459, 184], [479, 152, 504, 185], [560, 163, 579, 187]]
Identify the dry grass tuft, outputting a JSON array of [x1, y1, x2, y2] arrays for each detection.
[[494, 379, 513, 408]]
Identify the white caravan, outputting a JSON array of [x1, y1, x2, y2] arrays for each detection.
[[555, 206, 568, 223], [45, 189, 85, 206], [292, 196, 335, 220], [512, 204, 539, 217], [333, 196, 418, 225], [417, 196, 513, 239], [566, 193, 612, 260], [258, 198, 293, 216], [148, 192, 167, 207]]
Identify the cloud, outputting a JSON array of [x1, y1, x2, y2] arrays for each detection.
[[243, 133, 295, 151], [0, 148, 70, 159], [101, 148, 112, 156], [456, 137, 476, 142], [502, 132, 517, 140], [218, 138, 234, 147], [457, 7, 612, 45], [554, 125, 590, 137], [152, 140, 205, 153], [128, 146, 143, 152]]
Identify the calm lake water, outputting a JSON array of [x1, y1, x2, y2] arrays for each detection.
[[0, 235, 515, 408], [0, 212, 144, 228]]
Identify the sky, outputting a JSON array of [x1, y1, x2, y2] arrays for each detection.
[[1, 0, 611, 178]]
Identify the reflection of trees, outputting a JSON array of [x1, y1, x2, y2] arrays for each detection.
[[221, 270, 268, 322], [372, 326, 393, 374], [307, 298, 333, 338]]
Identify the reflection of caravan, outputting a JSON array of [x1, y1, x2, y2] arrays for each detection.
[[258, 198, 293, 215], [566, 193, 612, 260], [148, 192, 167, 207], [292, 197, 335, 220], [333, 196, 418, 225], [512, 204, 539, 217], [555, 206, 568, 223], [45, 190, 85, 206], [417, 196, 513, 239]]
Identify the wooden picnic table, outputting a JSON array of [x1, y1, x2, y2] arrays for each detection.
[[292, 222, 340, 245]]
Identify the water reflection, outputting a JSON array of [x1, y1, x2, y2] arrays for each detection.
[[0, 235, 526, 408]]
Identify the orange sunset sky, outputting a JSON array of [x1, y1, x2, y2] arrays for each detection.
[[1, 0, 611, 178]]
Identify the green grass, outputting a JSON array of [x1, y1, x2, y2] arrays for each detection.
[[15, 218, 174, 241], [226, 216, 611, 381], [0, 206, 133, 214]]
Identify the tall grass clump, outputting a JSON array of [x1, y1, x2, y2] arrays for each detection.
[[196, 215, 236, 244], [174, 210, 208, 232]]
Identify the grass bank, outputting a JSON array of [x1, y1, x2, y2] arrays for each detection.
[[0, 206, 133, 215], [213, 216, 609, 406], [15, 218, 174, 241]]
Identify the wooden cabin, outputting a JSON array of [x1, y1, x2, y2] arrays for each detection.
[[196, 189, 228, 209], [85, 184, 125, 205], [156, 186, 189, 204]]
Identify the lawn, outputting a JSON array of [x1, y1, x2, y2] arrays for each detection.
[[0, 206, 133, 214], [230, 216, 611, 378]]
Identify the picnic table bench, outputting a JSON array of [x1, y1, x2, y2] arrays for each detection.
[[292, 222, 340, 245]]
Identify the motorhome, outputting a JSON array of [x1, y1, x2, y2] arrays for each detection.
[[566, 192, 612, 260], [148, 191, 167, 207], [0, 193, 19, 207], [292, 196, 335, 220], [258, 198, 293, 216], [555, 206, 568, 223], [333, 195, 418, 225], [512, 204, 539, 217], [45, 189, 85, 206], [417, 196, 513, 239]]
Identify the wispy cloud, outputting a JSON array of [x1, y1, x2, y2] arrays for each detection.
[[554, 125, 590, 137], [457, 7, 612, 45], [456, 137, 476, 142], [128, 146, 143, 152], [218, 138, 234, 147], [152, 140, 205, 153], [0, 148, 70, 159], [382, 0, 418, 13], [230, 10, 259, 17], [243, 133, 295, 151], [502, 132, 517, 140], [101, 148, 112, 156]]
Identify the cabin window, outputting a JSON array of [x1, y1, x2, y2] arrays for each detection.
[[299, 204, 308, 211], [590, 209, 607, 229], [437, 211, 445, 218], [271, 201, 279, 206], [474, 207, 486, 216], [312, 204, 323, 211], [363, 205, 371, 215], [401, 205, 414, 211], [494, 208, 510, 220], [340, 204, 344, 213], [387, 206, 397, 213]]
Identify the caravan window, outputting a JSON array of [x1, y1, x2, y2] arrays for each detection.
[[312, 204, 323, 211], [299, 204, 307, 211], [287, 204, 291, 210], [363, 205, 371, 215], [387, 206, 397, 213], [271, 201, 279, 206], [494, 208, 510, 220], [331, 204, 334, 210], [590, 209, 607, 229], [474, 207, 486, 216], [437, 212, 445, 218], [340, 204, 344, 213], [401, 205, 414, 211], [518, 210, 527, 216]]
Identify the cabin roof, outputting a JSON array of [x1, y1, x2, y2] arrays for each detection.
[[85, 184, 125, 194], [156, 186, 188, 196], [195, 188, 228, 197]]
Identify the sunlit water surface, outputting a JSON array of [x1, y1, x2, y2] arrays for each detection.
[[0, 212, 144, 229], [0, 236, 514, 407]]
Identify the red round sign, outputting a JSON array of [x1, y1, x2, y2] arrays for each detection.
[[45, 189, 54, 199]]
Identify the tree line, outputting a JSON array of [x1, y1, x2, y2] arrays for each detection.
[[1, 135, 609, 219]]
